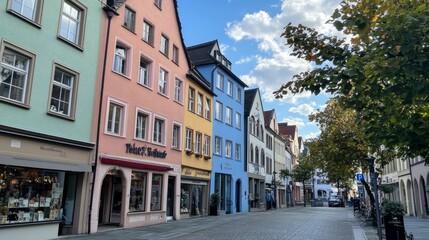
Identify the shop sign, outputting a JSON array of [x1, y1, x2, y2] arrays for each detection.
[[181, 167, 210, 180], [125, 143, 167, 159]]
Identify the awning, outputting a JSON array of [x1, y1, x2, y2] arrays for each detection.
[[100, 157, 172, 171], [0, 154, 92, 172]]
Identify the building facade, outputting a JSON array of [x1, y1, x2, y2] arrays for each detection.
[[180, 68, 214, 218], [187, 40, 248, 214], [90, 0, 189, 233], [0, 0, 102, 237]]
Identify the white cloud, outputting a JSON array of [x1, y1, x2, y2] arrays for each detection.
[[289, 103, 314, 116], [304, 131, 320, 140], [281, 117, 305, 128]]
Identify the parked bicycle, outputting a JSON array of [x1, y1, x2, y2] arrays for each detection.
[[353, 203, 373, 222]]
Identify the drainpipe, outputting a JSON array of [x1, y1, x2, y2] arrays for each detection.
[[88, 1, 118, 234], [408, 157, 417, 216]]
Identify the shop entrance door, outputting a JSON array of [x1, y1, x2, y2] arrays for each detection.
[[166, 176, 175, 220], [99, 170, 123, 226], [235, 180, 241, 213]]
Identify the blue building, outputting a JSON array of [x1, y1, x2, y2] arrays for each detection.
[[187, 40, 248, 214]]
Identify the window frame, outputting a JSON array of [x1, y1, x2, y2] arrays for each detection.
[[142, 19, 155, 46], [160, 34, 169, 57], [158, 67, 169, 96], [154, 0, 162, 9], [172, 122, 181, 149], [138, 54, 153, 88], [195, 132, 202, 154], [187, 87, 195, 112], [185, 128, 193, 151], [47, 63, 79, 120], [215, 101, 223, 121], [113, 40, 132, 77], [236, 87, 242, 103], [129, 171, 147, 212], [174, 78, 183, 104], [135, 108, 151, 141], [152, 115, 166, 145], [227, 80, 233, 97], [216, 72, 224, 91], [204, 98, 211, 120], [203, 135, 210, 157], [105, 98, 127, 137], [172, 44, 179, 65], [196, 92, 203, 116], [123, 6, 136, 32], [225, 107, 232, 125], [0, 41, 36, 107], [235, 143, 241, 161], [214, 136, 222, 155], [7, 0, 44, 26], [150, 174, 163, 211], [57, 0, 87, 49], [235, 112, 241, 129], [225, 140, 232, 158]]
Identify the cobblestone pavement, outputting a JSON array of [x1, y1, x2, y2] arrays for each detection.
[[59, 206, 373, 240]]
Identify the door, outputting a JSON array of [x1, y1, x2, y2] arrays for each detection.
[[235, 180, 241, 212], [166, 176, 175, 220], [99, 170, 123, 226]]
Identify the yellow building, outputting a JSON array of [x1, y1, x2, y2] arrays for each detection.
[[180, 68, 214, 218]]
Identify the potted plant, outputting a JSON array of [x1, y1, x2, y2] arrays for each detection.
[[209, 192, 220, 215], [381, 200, 406, 239], [185, 149, 194, 155]]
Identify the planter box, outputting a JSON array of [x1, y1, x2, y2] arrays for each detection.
[[383, 215, 405, 240]]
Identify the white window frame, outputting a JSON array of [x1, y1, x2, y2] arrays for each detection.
[[139, 54, 153, 88], [172, 44, 179, 64], [225, 140, 232, 158], [7, 0, 44, 25], [203, 135, 210, 157], [216, 72, 223, 91], [215, 101, 222, 121], [142, 20, 154, 45], [58, 0, 87, 48], [225, 107, 232, 125], [135, 108, 151, 141], [172, 122, 181, 149], [48, 63, 79, 119], [205, 98, 211, 120], [235, 112, 241, 129], [160, 34, 169, 57], [227, 80, 233, 97], [185, 128, 193, 151], [124, 6, 136, 32], [196, 92, 203, 116], [195, 132, 202, 154], [0, 41, 35, 107], [236, 87, 241, 103], [174, 78, 183, 103], [152, 115, 166, 145], [187, 87, 195, 112], [158, 67, 168, 96], [235, 143, 241, 161], [113, 40, 132, 77], [106, 98, 127, 136], [214, 136, 222, 155]]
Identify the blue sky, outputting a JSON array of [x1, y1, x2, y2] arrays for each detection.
[[177, 0, 342, 140]]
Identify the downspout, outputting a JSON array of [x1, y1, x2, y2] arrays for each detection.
[[209, 63, 219, 196], [88, 1, 118, 234], [408, 157, 417, 216]]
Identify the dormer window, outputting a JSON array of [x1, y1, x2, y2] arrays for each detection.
[[214, 50, 231, 70]]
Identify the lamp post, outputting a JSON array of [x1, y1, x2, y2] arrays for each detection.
[[368, 156, 382, 240]]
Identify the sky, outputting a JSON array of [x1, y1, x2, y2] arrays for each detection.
[[177, 0, 342, 140]]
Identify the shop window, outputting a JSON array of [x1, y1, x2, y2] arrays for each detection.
[[150, 174, 162, 211], [129, 172, 147, 212], [0, 166, 65, 224]]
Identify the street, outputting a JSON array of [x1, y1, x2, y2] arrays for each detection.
[[59, 206, 369, 240]]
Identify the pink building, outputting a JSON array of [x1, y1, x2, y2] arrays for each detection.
[[90, 0, 189, 232]]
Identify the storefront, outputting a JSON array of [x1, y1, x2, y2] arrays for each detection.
[[180, 167, 210, 218], [0, 133, 93, 238]]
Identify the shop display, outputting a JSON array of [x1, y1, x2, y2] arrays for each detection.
[[0, 166, 64, 225]]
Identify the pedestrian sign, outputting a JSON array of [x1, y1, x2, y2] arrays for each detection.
[[356, 174, 364, 181]]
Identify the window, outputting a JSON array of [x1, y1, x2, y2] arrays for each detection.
[[8, 0, 44, 24], [59, 0, 86, 47], [235, 112, 241, 129], [203, 135, 210, 156], [135, 111, 149, 140], [150, 174, 162, 211], [142, 20, 154, 45], [214, 136, 222, 155], [124, 7, 135, 32], [225, 140, 232, 158], [158, 68, 168, 95], [139, 56, 152, 87], [174, 78, 182, 103], [107, 102, 124, 135], [154, 0, 162, 9], [172, 123, 181, 149], [172, 45, 179, 64], [227, 80, 233, 97], [185, 128, 193, 151], [196, 93, 203, 116], [153, 117, 165, 144], [249, 116, 255, 135], [129, 171, 147, 212], [160, 34, 169, 56], [236, 87, 241, 103], [195, 132, 202, 154], [225, 107, 232, 125], [215, 101, 222, 121], [0, 42, 35, 106], [113, 44, 130, 75], [216, 72, 223, 91], [250, 144, 254, 162], [205, 98, 211, 120], [261, 150, 265, 166], [48, 64, 78, 118], [255, 147, 259, 165], [235, 143, 241, 161], [187, 87, 195, 112]]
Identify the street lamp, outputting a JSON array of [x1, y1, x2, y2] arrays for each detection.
[[368, 156, 382, 240]]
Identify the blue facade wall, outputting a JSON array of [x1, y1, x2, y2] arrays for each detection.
[[197, 64, 249, 213]]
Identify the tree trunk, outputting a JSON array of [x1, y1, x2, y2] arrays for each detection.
[[361, 179, 377, 224]]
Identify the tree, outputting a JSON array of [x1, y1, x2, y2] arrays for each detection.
[[274, 0, 429, 163], [291, 157, 315, 207]]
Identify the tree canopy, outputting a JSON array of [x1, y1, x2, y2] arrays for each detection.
[[274, 0, 429, 163]]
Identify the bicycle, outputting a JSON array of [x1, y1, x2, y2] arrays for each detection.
[[353, 203, 373, 222]]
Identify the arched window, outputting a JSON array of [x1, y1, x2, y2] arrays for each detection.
[[260, 127, 264, 141], [256, 120, 260, 137], [249, 116, 255, 135], [255, 147, 259, 165], [261, 149, 265, 167], [250, 144, 254, 162]]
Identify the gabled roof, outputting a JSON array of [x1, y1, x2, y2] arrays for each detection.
[[278, 122, 297, 140], [244, 88, 258, 117], [187, 68, 215, 96], [187, 40, 248, 88], [263, 109, 275, 127]]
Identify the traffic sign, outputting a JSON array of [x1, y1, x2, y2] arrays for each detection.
[[356, 174, 364, 181]]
